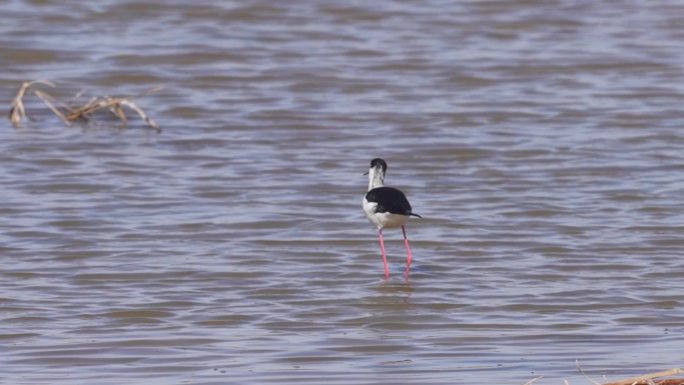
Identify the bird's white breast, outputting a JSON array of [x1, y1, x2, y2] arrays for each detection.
[[363, 197, 409, 229]]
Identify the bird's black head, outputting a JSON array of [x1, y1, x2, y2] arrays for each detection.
[[370, 158, 388, 173]]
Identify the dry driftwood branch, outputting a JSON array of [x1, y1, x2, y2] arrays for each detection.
[[8, 81, 160, 131], [603, 368, 684, 385]]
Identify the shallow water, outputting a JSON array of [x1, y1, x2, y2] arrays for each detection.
[[2, 1, 684, 384]]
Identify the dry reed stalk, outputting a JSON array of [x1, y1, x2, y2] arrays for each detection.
[[8, 81, 160, 131], [33, 90, 71, 126], [577, 360, 602, 385], [603, 368, 684, 385], [65, 96, 160, 132], [522, 375, 544, 385], [9, 80, 56, 127]]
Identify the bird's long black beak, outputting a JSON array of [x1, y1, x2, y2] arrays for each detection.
[[363, 171, 368, 175]]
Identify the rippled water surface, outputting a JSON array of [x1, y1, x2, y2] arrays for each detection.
[[3, 1, 684, 384]]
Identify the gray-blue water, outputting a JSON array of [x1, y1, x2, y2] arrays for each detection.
[[2, 1, 684, 383]]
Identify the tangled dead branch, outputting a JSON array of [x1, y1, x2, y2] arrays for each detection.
[[8, 81, 160, 132]]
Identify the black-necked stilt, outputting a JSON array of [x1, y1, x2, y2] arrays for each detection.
[[362, 158, 421, 279]]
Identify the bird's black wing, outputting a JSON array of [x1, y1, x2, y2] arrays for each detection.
[[365, 186, 413, 216]]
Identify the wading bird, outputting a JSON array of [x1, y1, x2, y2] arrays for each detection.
[[362, 158, 421, 279]]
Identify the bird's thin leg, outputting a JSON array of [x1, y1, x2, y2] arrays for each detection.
[[378, 228, 389, 279], [402, 225, 412, 279]]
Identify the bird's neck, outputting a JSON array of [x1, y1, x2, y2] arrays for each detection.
[[368, 169, 385, 190]]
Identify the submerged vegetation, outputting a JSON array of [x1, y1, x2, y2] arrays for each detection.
[[9, 80, 160, 132]]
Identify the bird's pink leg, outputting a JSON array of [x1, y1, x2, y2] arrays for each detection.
[[402, 225, 412, 279], [378, 228, 389, 279]]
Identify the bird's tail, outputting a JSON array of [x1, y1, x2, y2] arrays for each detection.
[[410, 213, 423, 218]]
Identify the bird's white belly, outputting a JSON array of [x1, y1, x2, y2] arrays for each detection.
[[363, 198, 409, 229]]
